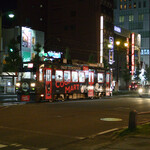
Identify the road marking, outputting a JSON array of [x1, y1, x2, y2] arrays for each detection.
[[0, 144, 8, 148], [0, 106, 9, 110], [10, 143, 22, 147], [100, 118, 122, 121], [39, 148, 49, 150], [88, 128, 119, 139], [19, 149, 30, 150], [0, 126, 84, 140]]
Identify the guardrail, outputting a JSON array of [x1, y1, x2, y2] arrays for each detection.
[[128, 110, 150, 130]]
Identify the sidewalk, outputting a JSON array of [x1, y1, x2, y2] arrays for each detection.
[[101, 135, 150, 150]]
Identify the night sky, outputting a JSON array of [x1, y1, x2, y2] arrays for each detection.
[[0, 0, 17, 12]]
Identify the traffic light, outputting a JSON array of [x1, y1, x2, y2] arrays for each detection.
[[9, 48, 13, 52]]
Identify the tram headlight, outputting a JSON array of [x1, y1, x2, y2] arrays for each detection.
[[30, 83, 36, 87], [138, 88, 143, 93], [16, 82, 20, 87]]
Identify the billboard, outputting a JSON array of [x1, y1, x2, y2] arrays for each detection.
[[21, 27, 44, 62]]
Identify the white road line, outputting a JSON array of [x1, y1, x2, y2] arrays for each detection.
[[0, 144, 8, 148], [19, 148, 30, 150], [0, 126, 84, 140], [39, 148, 49, 150], [10, 143, 22, 147]]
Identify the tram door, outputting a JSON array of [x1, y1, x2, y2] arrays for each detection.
[[45, 68, 52, 100]]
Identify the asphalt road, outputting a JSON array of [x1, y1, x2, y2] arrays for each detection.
[[0, 95, 150, 150]]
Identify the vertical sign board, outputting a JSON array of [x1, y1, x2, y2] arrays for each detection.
[[131, 33, 135, 76], [100, 16, 104, 64], [109, 37, 114, 64], [126, 38, 129, 69], [106, 73, 110, 96]]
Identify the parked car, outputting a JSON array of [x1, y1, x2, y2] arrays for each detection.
[[138, 85, 150, 97]]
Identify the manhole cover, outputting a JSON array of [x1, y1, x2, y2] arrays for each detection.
[[100, 118, 122, 121]]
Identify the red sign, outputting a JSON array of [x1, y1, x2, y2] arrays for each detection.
[[21, 95, 30, 101], [83, 66, 89, 71], [88, 86, 94, 97]]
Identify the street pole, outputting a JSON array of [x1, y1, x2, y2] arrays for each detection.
[[0, 11, 2, 74]]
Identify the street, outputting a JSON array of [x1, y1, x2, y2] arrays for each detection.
[[0, 95, 150, 149]]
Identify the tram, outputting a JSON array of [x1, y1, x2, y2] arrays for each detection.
[[15, 62, 112, 102]]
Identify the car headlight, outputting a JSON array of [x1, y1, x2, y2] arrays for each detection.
[[138, 88, 143, 93], [30, 83, 36, 87], [16, 82, 20, 87]]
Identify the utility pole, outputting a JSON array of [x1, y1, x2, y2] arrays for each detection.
[[0, 11, 2, 74]]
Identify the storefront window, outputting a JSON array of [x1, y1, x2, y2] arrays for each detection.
[[64, 71, 71, 82], [72, 71, 78, 82], [97, 73, 104, 83], [79, 71, 85, 83], [56, 70, 63, 82]]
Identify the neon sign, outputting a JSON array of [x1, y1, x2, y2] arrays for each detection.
[[114, 26, 121, 33]]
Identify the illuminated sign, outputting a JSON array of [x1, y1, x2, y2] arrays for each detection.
[[47, 51, 62, 59], [109, 37, 114, 65], [114, 26, 121, 33], [131, 33, 135, 77], [28, 63, 33, 68], [100, 16, 104, 64], [126, 38, 129, 69]]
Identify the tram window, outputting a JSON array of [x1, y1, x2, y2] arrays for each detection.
[[64, 71, 71, 82], [56, 70, 63, 82], [89, 72, 94, 83], [79, 71, 85, 82], [97, 73, 104, 83], [72, 71, 78, 82], [106, 73, 110, 83], [46, 69, 51, 81]]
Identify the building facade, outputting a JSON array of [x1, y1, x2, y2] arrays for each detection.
[[46, 0, 114, 64], [114, 0, 150, 66]]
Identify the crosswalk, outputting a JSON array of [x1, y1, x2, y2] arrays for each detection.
[[0, 143, 49, 150]]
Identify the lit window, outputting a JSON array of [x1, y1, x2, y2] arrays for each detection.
[[138, 14, 143, 21], [120, 0, 122, 2], [124, 4, 127, 9], [129, 15, 134, 22], [124, 0, 126, 1], [134, 3, 136, 8], [64, 71, 71, 82], [40, 4, 43, 8], [129, 4, 132, 9], [119, 16, 124, 23], [72, 71, 78, 82], [97, 73, 104, 83], [40, 18, 43, 21], [56, 70, 63, 82], [79, 72, 85, 83], [120, 4, 123, 9]]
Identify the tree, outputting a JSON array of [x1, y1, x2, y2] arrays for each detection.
[[3, 38, 22, 72], [32, 42, 42, 81], [134, 62, 141, 82], [122, 66, 131, 89]]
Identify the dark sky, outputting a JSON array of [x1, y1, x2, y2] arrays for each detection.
[[0, 0, 17, 12]]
